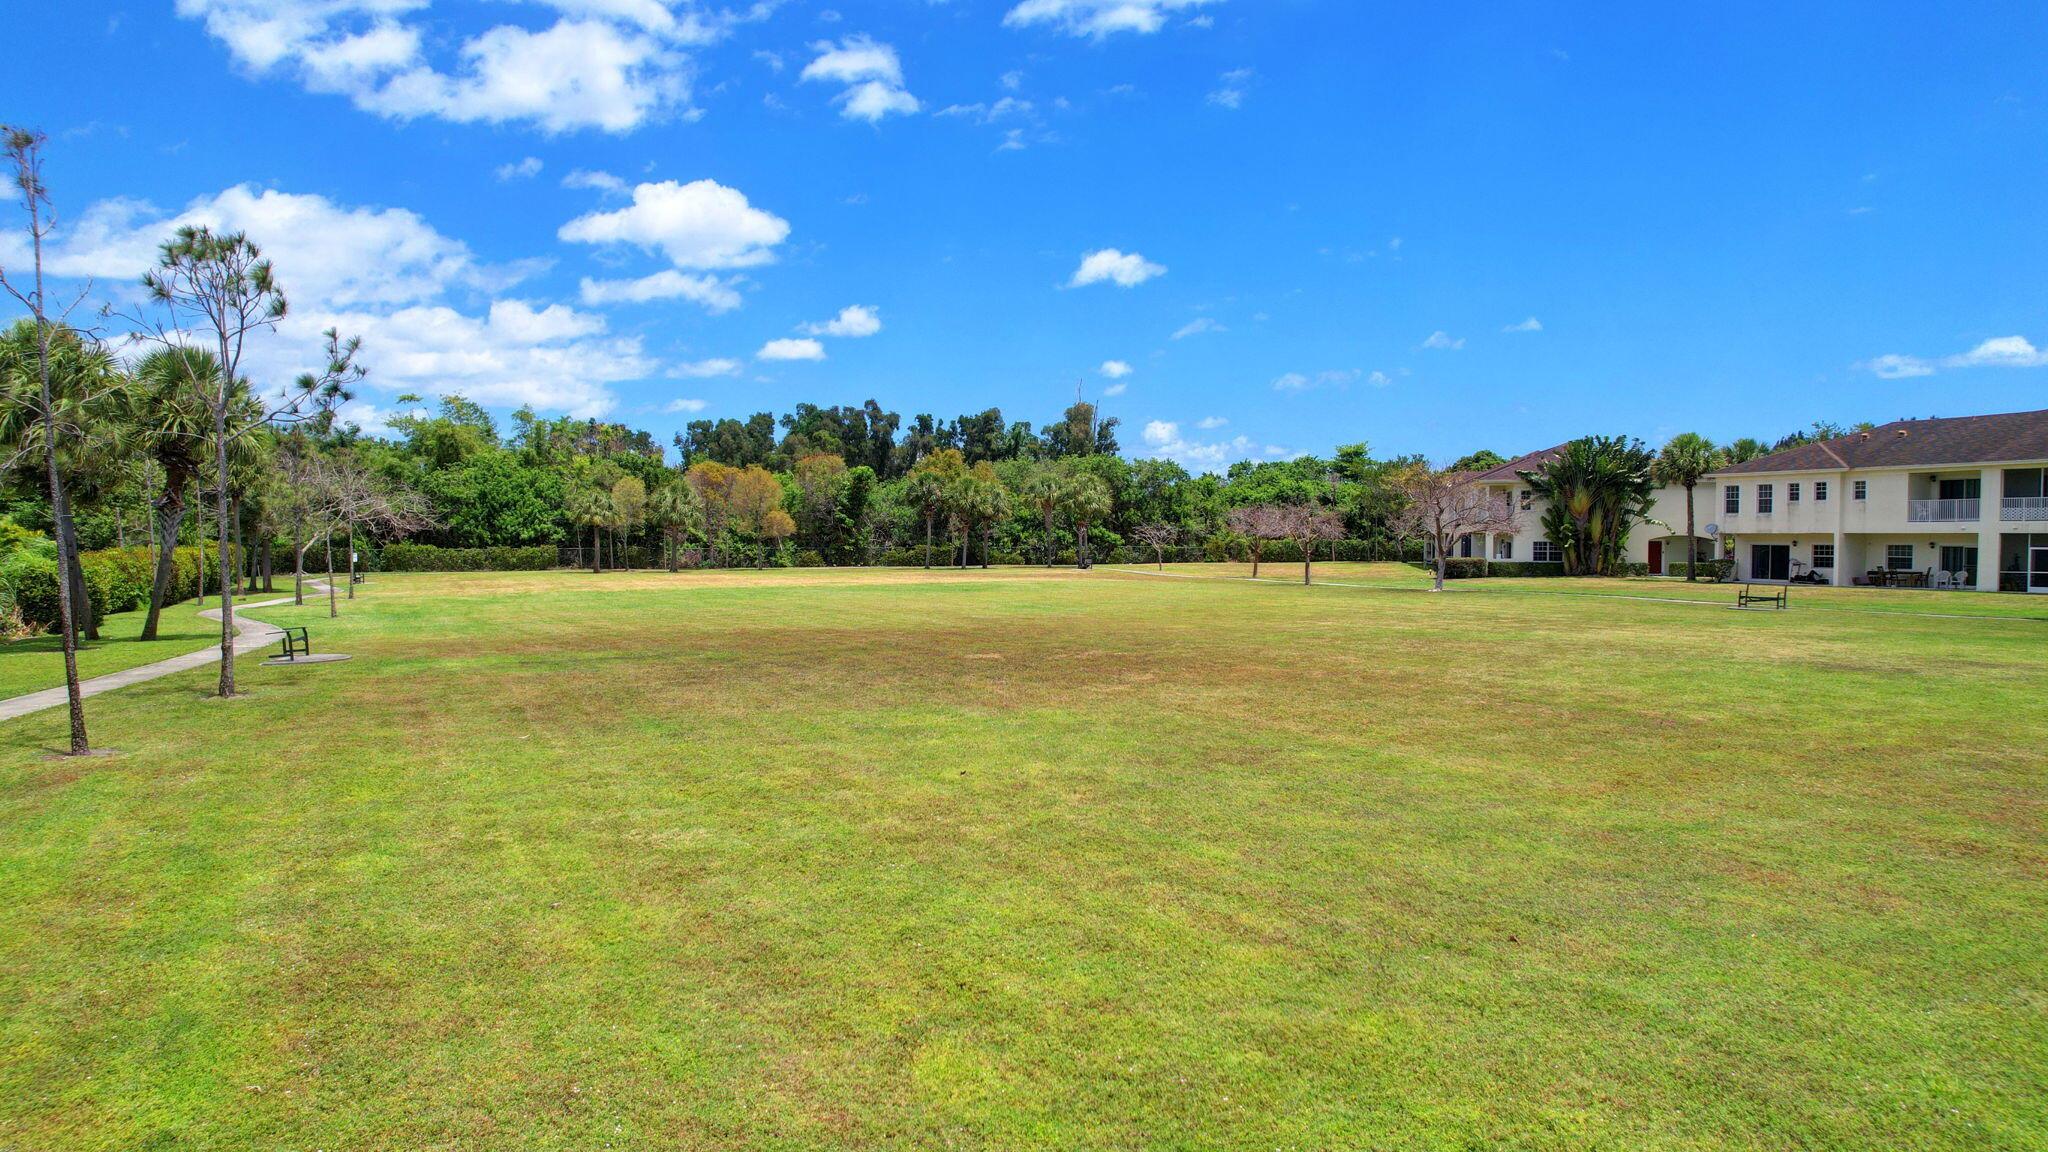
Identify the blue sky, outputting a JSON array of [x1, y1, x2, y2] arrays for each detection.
[[11, 1, 2048, 469]]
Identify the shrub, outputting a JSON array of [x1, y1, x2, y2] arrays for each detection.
[[793, 549, 827, 568], [380, 543, 556, 572], [1485, 561, 1568, 578], [1669, 559, 1734, 582]]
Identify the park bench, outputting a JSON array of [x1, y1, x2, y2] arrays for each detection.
[[277, 626, 312, 661], [1736, 584, 1787, 610]]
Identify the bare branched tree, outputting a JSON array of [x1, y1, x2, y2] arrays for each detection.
[[326, 455, 433, 618], [1131, 522, 1178, 570], [1275, 504, 1346, 586], [1389, 464, 1521, 591], [1226, 505, 1286, 579]]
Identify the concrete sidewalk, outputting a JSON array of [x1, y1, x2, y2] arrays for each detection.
[[0, 588, 320, 723]]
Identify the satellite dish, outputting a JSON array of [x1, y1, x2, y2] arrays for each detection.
[[1705, 523, 1720, 538]]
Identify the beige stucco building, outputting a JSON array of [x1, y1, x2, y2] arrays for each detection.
[[1707, 408, 2048, 592], [1459, 447, 1717, 573]]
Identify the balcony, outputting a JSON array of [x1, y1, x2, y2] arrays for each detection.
[[1908, 498, 1980, 523], [2003, 496, 2048, 522]]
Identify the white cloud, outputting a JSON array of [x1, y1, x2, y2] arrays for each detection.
[[495, 156, 544, 181], [1196, 415, 1227, 429], [1139, 419, 1255, 472], [1103, 382, 1127, 396], [559, 179, 788, 269], [1208, 67, 1251, 109], [802, 304, 882, 337], [1003, 0, 1220, 38], [1863, 354, 1933, 379], [1001, 69, 1024, 90], [577, 270, 743, 312], [801, 35, 920, 122], [1171, 317, 1224, 339], [1861, 334, 2048, 379], [1100, 359, 1133, 378], [174, 0, 771, 133], [1947, 335, 2048, 368], [15, 181, 652, 416], [1367, 370, 1394, 388], [665, 397, 709, 413], [277, 300, 651, 417], [1421, 330, 1465, 350], [1069, 248, 1165, 288], [1272, 369, 1360, 392], [669, 358, 743, 378], [1502, 316, 1542, 333], [758, 337, 826, 361], [24, 183, 516, 310], [564, 168, 630, 195]]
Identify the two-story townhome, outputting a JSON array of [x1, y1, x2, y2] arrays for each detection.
[[1457, 446, 1718, 573], [1708, 408, 2048, 592]]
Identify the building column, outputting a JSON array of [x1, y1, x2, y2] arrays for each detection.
[[1978, 467, 2001, 591], [1833, 530, 1848, 586]]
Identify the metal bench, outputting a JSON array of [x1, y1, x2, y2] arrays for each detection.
[[1736, 584, 1787, 610], [277, 626, 312, 661]]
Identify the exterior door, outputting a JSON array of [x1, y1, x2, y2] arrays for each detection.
[[1750, 544, 1790, 581], [1647, 540, 1663, 574], [2033, 546, 2048, 593]]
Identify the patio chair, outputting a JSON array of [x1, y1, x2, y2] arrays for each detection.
[[1949, 570, 1970, 590], [1933, 571, 1953, 590]]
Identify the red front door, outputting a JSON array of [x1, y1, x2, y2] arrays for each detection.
[[1648, 540, 1663, 574]]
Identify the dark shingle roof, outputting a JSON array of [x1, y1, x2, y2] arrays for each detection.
[[1711, 409, 2048, 476], [1473, 444, 1570, 483]]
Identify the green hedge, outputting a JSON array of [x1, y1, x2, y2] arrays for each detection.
[[0, 545, 222, 633], [1669, 559, 1734, 582], [380, 543, 557, 572], [1484, 560, 1566, 578]]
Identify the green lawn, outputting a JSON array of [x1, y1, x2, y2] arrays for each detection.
[[1, 567, 2042, 1150], [0, 598, 222, 700]]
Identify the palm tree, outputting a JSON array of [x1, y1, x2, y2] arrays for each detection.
[[904, 468, 946, 569], [648, 479, 705, 571], [1653, 432, 1725, 580], [1063, 473, 1113, 569], [0, 320, 130, 641], [1021, 466, 1068, 566], [566, 486, 614, 573], [1520, 436, 1659, 577]]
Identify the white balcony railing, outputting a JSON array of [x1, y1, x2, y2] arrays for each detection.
[[2003, 496, 2048, 522], [1908, 498, 1980, 523]]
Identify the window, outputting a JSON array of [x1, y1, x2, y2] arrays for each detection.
[[1724, 485, 1740, 514], [1854, 480, 1867, 500], [1518, 488, 1533, 510], [1494, 535, 1513, 560], [1789, 482, 1802, 503], [1887, 544, 1915, 570], [1939, 545, 1978, 585], [1815, 481, 1829, 501], [1532, 540, 1562, 563], [2006, 468, 2045, 499], [1811, 543, 1835, 570], [1937, 477, 1981, 500], [1757, 484, 1774, 514]]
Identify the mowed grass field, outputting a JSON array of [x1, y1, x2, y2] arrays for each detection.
[[1, 566, 2043, 1150]]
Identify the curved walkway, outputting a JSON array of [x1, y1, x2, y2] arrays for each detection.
[[0, 587, 322, 723]]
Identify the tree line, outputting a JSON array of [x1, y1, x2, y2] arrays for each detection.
[[0, 124, 1878, 756]]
